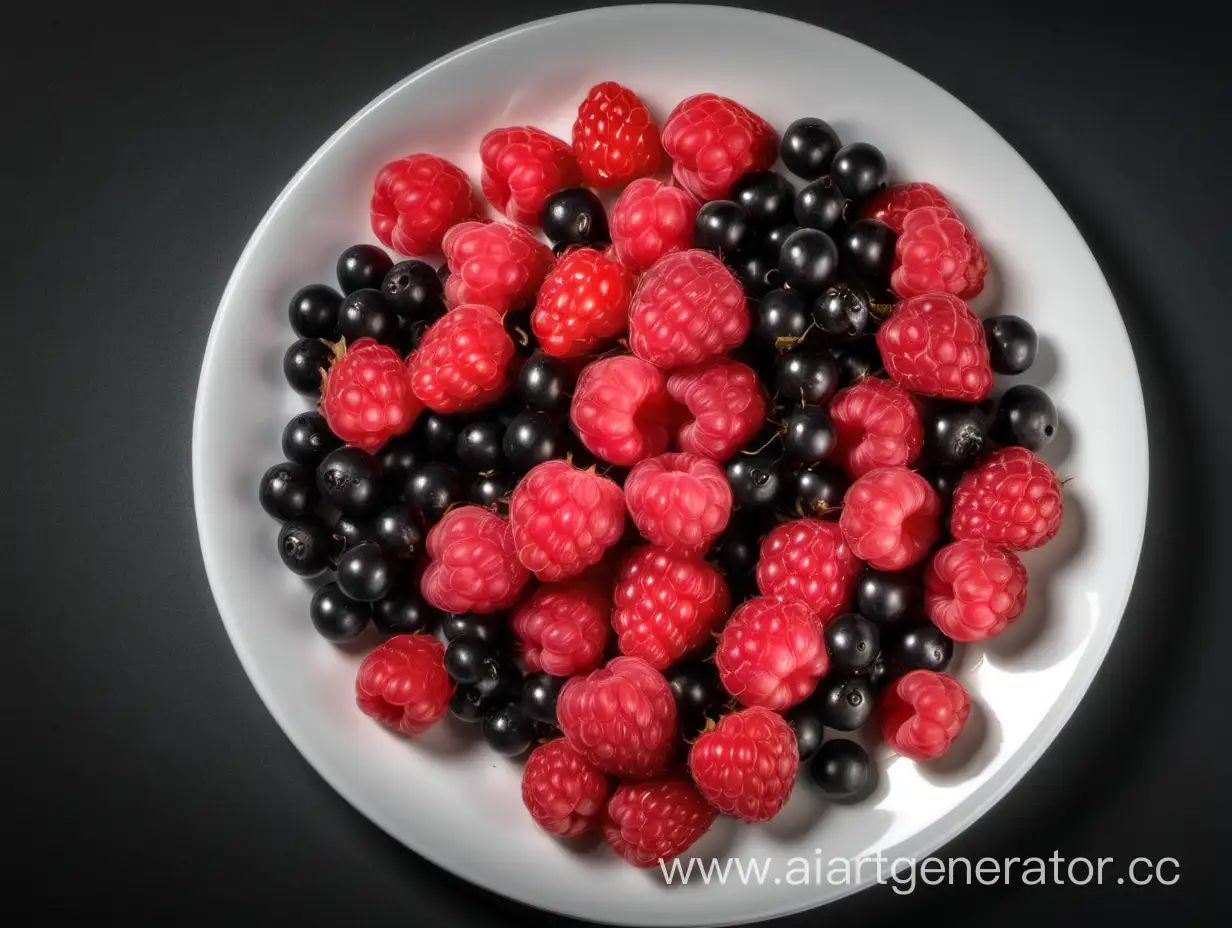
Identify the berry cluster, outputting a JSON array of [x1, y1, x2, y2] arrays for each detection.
[[259, 84, 1067, 872]]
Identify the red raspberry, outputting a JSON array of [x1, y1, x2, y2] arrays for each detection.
[[572, 81, 664, 189], [319, 337, 422, 453], [522, 739, 612, 838], [370, 154, 477, 256], [716, 596, 828, 711], [420, 505, 530, 614], [890, 206, 988, 300], [628, 250, 750, 368], [880, 670, 971, 761], [531, 247, 634, 358], [611, 545, 731, 669], [557, 656, 677, 778], [355, 635, 453, 736], [688, 707, 798, 822], [925, 539, 1028, 642], [661, 93, 778, 201], [666, 358, 767, 461], [862, 182, 957, 234], [511, 580, 611, 676], [570, 355, 673, 465], [755, 519, 861, 624], [609, 178, 698, 273], [603, 776, 717, 868], [840, 467, 941, 571], [442, 220, 554, 314], [479, 126, 581, 226], [950, 447, 1063, 550], [829, 376, 923, 478], [876, 292, 994, 402], [509, 460, 626, 582], [624, 453, 732, 555], [408, 304, 515, 413]]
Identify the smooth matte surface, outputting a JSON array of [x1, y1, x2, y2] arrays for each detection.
[[5, 1, 1230, 924]]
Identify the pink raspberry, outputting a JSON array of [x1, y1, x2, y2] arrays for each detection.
[[609, 177, 698, 272], [840, 467, 941, 571], [829, 376, 923, 478], [876, 292, 994, 402], [532, 246, 634, 358], [603, 776, 717, 868], [666, 358, 767, 461], [881, 670, 971, 761], [755, 519, 861, 624], [369, 153, 477, 256], [355, 635, 453, 737], [862, 182, 957, 234], [950, 447, 1064, 550], [572, 81, 665, 189], [624, 453, 732, 555], [611, 544, 731, 669], [319, 337, 422, 452], [407, 304, 515, 413], [716, 596, 829, 711], [511, 580, 611, 676], [688, 707, 798, 822], [925, 539, 1028, 642], [628, 250, 750, 368], [890, 206, 988, 300], [479, 126, 581, 225], [522, 739, 612, 838], [661, 93, 778, 201], [420, 505, 530, 614], [570, 355, 673, 465], [442, 220, 553, 314]]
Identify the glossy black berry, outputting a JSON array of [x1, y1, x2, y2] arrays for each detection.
[[829, 338, 884, 386], [403, 318, 433, 353], [277, 518, 331, 577], [381, 259, 444, 319], [483, 703, 536, 757], [732, 252, 781, 299], [983, 315, 1038, 375], [329, 511, 377, 549], [503, 411, 561, 472], [338, 289, 398, 345], [794, 176, 847, 233], [259, 462, 318, 521], [337, 244, 393, 295], [783, 405, 836, 464], [754, 288, 812, 349], [541, 187, 610, 247], [862, 652, 897, 690], [830, 142, 888, 202], [666, 660, 725, 736], [815, 674, 875, 731], [786, 702, 825, 763], [413, 412, 462, 461], [923, 402, 988, 467], [336, 542, 393, 602], [853, 570, 917, 627], [813, 284, 870, 338], [282, 412, 342, 468], [809, 739, 873, 800], [456, 420, 507, 473], [990, 385, 1057, 451], [283, 338, 333, 395], [373, 503, 425, 558], [922, 466, 963, 513], [695, 200, 753, 258], [372, 584, 439, 635], [288, 284, 342, 339], [449, 685, 489, 723], [774, 350, 838, 406], [784, 463, 849, 519], [760, 223, 801, 264], [444, 635, 498, 685], [726, 453, 784, 510], [892, 620, 954, 673], [405, 463, 461, 523], [310, 582, 371, 642], [518, 351, 571, 414], [522, 671, 566, 726], [781, 118, 842, 180], [839, 219, 896, 285], [711, 527, 763, 580], [439, 611, 508, 646], [469, 472, 515, 513], [779, 228, 839, 296], [825, 613, 881, 673], [317, 447, 383, 518], [375, 434, 419, 495], [732, 171, 797, 228]]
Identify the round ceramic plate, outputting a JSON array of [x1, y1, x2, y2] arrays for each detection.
[[193, 6, 1148, 926]]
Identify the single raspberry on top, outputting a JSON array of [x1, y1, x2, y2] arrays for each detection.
[[628, 250, 750, 369], [442, 220, 554, 314], [531, 247, 634, 358], [829, 376, 923, 478], [862, 182, 957, 234], [689, 707, 798, 823], [355, 634, 453, 737], [480, 126, 581, 226], [667, 358, 767, 462], [603, 776, 717, 869], [716, 596, 829, 711], [609, 177, 698, 272], [950, 446, 1063, 550], [925, 539, 1028, 642], [572, 81, 664, 189], [522, 739, 613, 839], [420, 505, 530, 614], [570, 355, 674, 465], [509, 460, 626, 582], [661, 93, 778, 201], [755, 518, 861, 624], [319, 337, 422, 452], [890, 206, 988, 300], [370, 153, 477, 256], [511, 580, 611, 676], [840, 467, 941, 571], [624, 453, 732, 555], [880, 670, 971, 761], [408, 304, 515, 413], [876, 292, 994, 402]]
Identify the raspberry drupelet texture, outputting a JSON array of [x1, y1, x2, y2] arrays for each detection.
[[355, 635, 454, 736], [370, 153, 477, 256], [512, 580, 611, 676], [876, 292, 994, 402], [862, 182, 957, 234], [611, 544, 731, 669], [755, 518, 861, 624], [531, 247, 634, 358], [628, 250, 750, 369], [319, 337, 423, 453], [667, 358, 767, 462], [408, 304, 516, 413], [624, 453, 732, 555], [890, 206, 988, 300], [509, 460, 626, 582], [661, 93, 778, 201], [480, 126, 582, 226], [949, 447, 1063, 550], [880, 670, 971, 761], [441, 220, 554, 314], [609, 177, 698, 272], [925, 539, 1028, 642], [689, 707, 799, 822], [420, 505, 530, 614], [572, 81, 665, 189], [570, 355, 674, 465], [602, 776, 717, 868], [716, 596, 829, 711], [522, 739, 613, 838], [840, 467, 941, 571], [557, 656, 678, 778], [828, 376, 923, 478]]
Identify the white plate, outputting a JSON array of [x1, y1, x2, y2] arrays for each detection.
[[192, 6, 1149, 926]]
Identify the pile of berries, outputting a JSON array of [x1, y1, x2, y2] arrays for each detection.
[[259, 82, 1064, 871]]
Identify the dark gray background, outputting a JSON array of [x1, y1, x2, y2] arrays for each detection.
[[6, 1, 1230, 923]]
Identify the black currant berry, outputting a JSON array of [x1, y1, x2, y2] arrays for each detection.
[[381, 259, 444, 319], [983, 315, 1038, 375], [329, 511, 377, 549], [413, 412, 462, 461], [541, 188, 610, 248], [726, 453, 784, 510], [809, 739, 873, 800], [825, 613, 881, 673], [282, 411, 342, 469], [439, 611, 508, 645], [469, 472, 515, 513], [372, 584, 439, 635], [760, 223, 801, 264], [283, 338, 333, 395], [277, 518, 332, 577], [786, 702, 825, 763], [336, 542, 394, 602], [337, 244, 393, 294], [666, 660, 725, 736], [922, 466, 963, 514], [990, 385, 1057, 451], [783, 405, 836, 464], [405, 463, 461, 523], [754, 288, 812, 349], [829, 338, 885, 386], [518, 351, 571, 414], [695, 200, 753, 259], [404, 318, 433, 353], [815, 674, 875, 730], [373, 503, 425, 558], [774, 350, 838, 406], [711, 526, 763, 580], [891, 620, 955, 673], [338, 289, 398, 346], [444, 635, 498, 685], [732, 252, 781, 299], [794, 176, 847, 233], [731, 170, 797, 228], [449, 685, 490, 723], [839, 219, 896, 284], [779, 228, 839, 296], [483, 703, 536, 757], [780, 117, 842, 181], [830, 142, 888, 202], [862, 652, 897, 690], [784, 463, 849, 519], [813, 284, 870, 338], [522, 671, 567, 726], [456, 420, 507, 473], [853, 570, 916, 627], [923, 402, 988, 467], [503, 411, 561, 472], [310, 582, 371, 642], [375, 434, 419, 495], [259, 462, 318, 521], [317, 447, 384, 518], [288, 284, 342, 339]]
